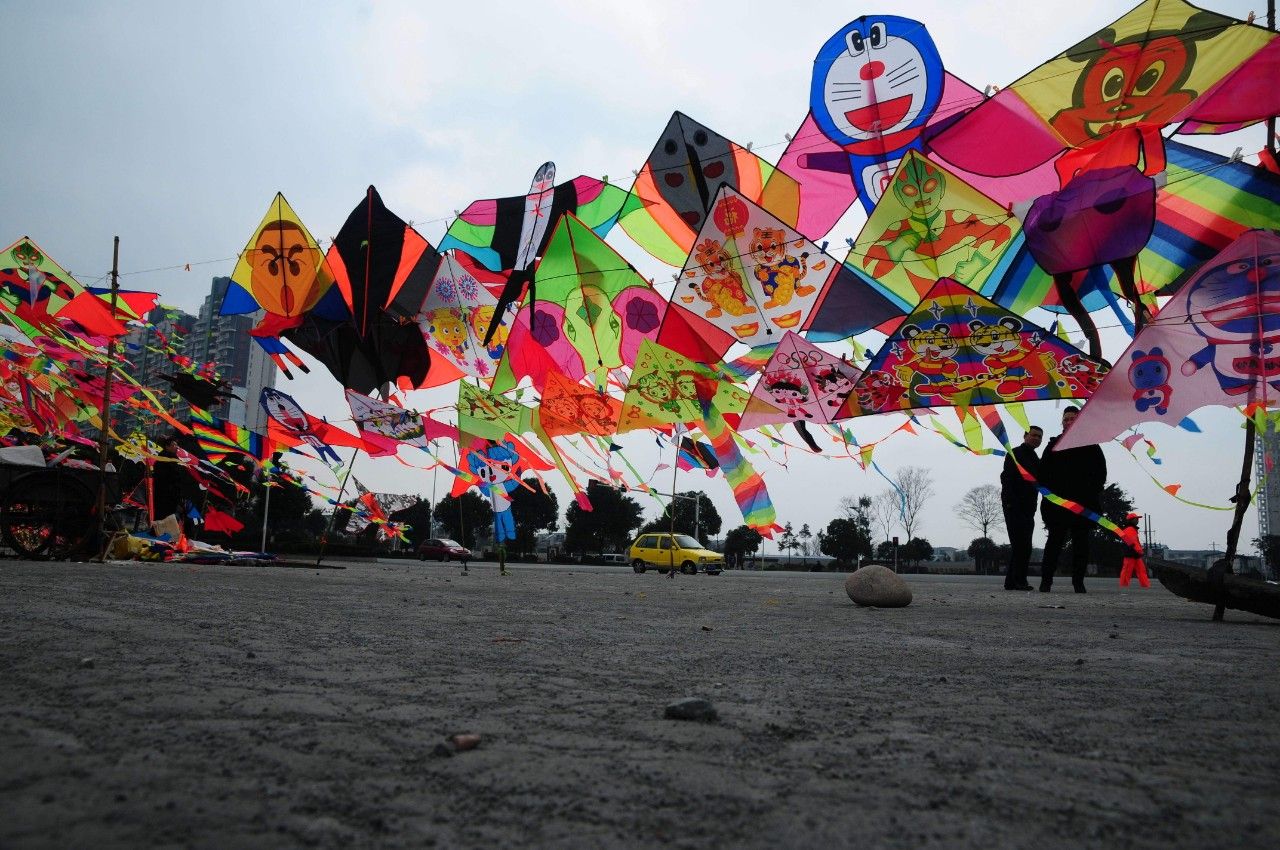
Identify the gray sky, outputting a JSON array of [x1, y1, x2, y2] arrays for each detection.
[[1, 0, 1271, 553]]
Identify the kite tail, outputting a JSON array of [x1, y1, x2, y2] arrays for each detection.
[[702, 408, 782, 538], [977, 405, 1124, 538]]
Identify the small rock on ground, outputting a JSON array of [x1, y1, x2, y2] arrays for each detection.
[[664, 697, 718, 722]]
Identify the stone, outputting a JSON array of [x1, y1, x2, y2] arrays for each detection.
[[844, 565, 912, 608], [664, 697, 718, 722], [79, 657, 95, 669]]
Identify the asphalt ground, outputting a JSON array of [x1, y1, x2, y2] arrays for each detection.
[[2, 558, 1277, 849]]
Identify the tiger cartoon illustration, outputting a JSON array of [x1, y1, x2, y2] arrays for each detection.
[[750, 227, 814, 309], [894, 323, 959, 394], [967, 315, 1057, 398], [690, 238, 752, 318], [854, 369, 908, 412]]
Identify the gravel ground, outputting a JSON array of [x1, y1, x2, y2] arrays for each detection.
[[1, 558, 1277, 849]]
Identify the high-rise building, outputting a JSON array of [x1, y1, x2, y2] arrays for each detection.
[[186, 277, 276, 434], [117, 276, 276, 438]]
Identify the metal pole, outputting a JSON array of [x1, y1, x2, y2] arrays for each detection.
[[668, 438, 680, 573], [93, 237, 121, 562], [259, 471, 272, 552], [429, 439, 438, 538]]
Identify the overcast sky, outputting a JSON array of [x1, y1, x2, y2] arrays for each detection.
[[1, 0, 1271, 553]]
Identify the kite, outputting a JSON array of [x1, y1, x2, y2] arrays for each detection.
[[984, 138, 1280, 347], [739, 332, 863, 431], [491, 213, 665, 392], [619, 112, 800, 266], [344, 389, 457, 457], [537, 370, 620, 439], [1057, 229, 1280, 450], [676, 436, 719, 474], [838, 277, 1110, 417], [285, 187, 451, 394], [655, 186, 858, 364], [464, 439, 521, 543], [260, 387, 365, 465], [806, 15, 945, 213], [620, 341, 783, 537], [439, 162, 630, 272], [414, 250, 516, 381], [220, 193, 344, 377], [927, 0, 1278, 180], [849, 151, 1019, 307], [0, 237, 140, 338]]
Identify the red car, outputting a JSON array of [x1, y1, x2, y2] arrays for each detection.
[[417, 538, 471, 562]]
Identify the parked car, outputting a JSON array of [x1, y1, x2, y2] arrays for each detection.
[[628, 533, 724, 575], [596, 553, 628, 567], [417, 538, 471, 562]]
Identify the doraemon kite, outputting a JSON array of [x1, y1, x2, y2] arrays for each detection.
[[809, 15, 945, 212]]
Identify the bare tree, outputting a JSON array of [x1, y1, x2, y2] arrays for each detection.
[[870, 490, 900, 545], [956, 484, 1005, 539], [895, 466, 935, 541]]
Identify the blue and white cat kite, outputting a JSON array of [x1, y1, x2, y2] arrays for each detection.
[[809, 15, 945, 213]]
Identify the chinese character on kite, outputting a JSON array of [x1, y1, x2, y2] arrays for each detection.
[[466, 440, 521, 543]]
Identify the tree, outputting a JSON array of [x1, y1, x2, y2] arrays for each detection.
[[1253, 535, 1280, 572], [875, 540, 897, 561], [798, 524, 814, 558], [432, 491, 493, 549], [638, 490, 721, 543], [820, 517, 873, 566], [1091, 482, 1136, 574], [388, 498, 434, 547], [957, 485, 1004, 539], [778, 522, 798, 564], [870, 490, 900, 548], [510, 478, 559, 558], [895, 467, 935, 540], [967, 536, 1000, 574], [723, 525, 763, 568], [564, 480, 644, 554], [902, 537, 933, 566]]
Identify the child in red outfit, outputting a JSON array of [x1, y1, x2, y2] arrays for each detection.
[[1118, 513, 1149, 588]]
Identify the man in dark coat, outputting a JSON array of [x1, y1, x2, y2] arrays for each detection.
[[1000, 425, 1042, 590], [1038, 406, 1107, 593]]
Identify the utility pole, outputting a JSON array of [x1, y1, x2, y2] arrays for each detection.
[[93, 237, 121, 561]]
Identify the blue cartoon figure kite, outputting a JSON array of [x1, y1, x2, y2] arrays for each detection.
[[808, 15, 945, 212], [467, 440, 521, 543]]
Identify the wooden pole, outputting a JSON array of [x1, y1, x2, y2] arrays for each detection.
[[259, 471, 272, 553], [93, 237, 121, 561], [314, 450, 358, 567]]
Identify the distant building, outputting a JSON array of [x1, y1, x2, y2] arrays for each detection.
[[116, 276, 275, 438], [186, 277, 275, 434]]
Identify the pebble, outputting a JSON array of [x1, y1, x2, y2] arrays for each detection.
[[451, 734, 481, 752], [664, 697, 718, 722], [79, 657, 95, 669]]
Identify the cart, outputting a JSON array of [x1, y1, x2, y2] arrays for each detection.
[[0, 456, 117, 559]]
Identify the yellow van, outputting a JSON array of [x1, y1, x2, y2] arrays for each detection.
[[628, 533, 724, 575]]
